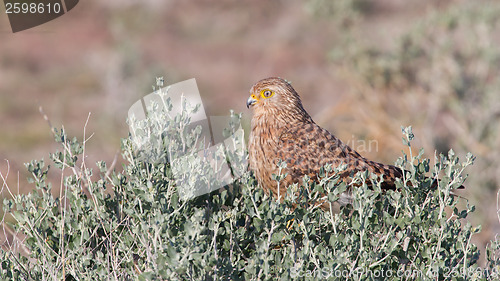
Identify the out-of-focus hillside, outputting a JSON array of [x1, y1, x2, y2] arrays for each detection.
[[1, 0, 499, 262]]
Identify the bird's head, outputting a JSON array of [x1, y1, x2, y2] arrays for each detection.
[[247, 77, 309, 121]]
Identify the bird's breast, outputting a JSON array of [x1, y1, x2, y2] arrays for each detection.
[[248, 114, 287, 185]]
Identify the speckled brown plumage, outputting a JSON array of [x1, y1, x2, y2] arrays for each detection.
[[247, 77, 404, 206]]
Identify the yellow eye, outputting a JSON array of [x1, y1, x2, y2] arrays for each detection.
[[260, 89, 274, 99]]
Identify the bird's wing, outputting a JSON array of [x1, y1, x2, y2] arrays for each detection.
[[277, 122, 358, 181], [276, 121, 403, 189]]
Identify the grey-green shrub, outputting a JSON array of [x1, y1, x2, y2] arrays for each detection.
[[2, 94, 499, 280]]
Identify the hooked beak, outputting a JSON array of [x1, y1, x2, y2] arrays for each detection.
[[246, 95, 258, 109]]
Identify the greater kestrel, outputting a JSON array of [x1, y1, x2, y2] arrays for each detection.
[[246, 77, 455, 206]]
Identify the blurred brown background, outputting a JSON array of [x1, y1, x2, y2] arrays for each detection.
[[1, 0, 499, 262]]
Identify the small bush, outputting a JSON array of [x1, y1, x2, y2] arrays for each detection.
[[1, 92, 499, 280]]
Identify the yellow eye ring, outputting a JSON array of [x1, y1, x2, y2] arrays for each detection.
[[260, 89, 274, 99]]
